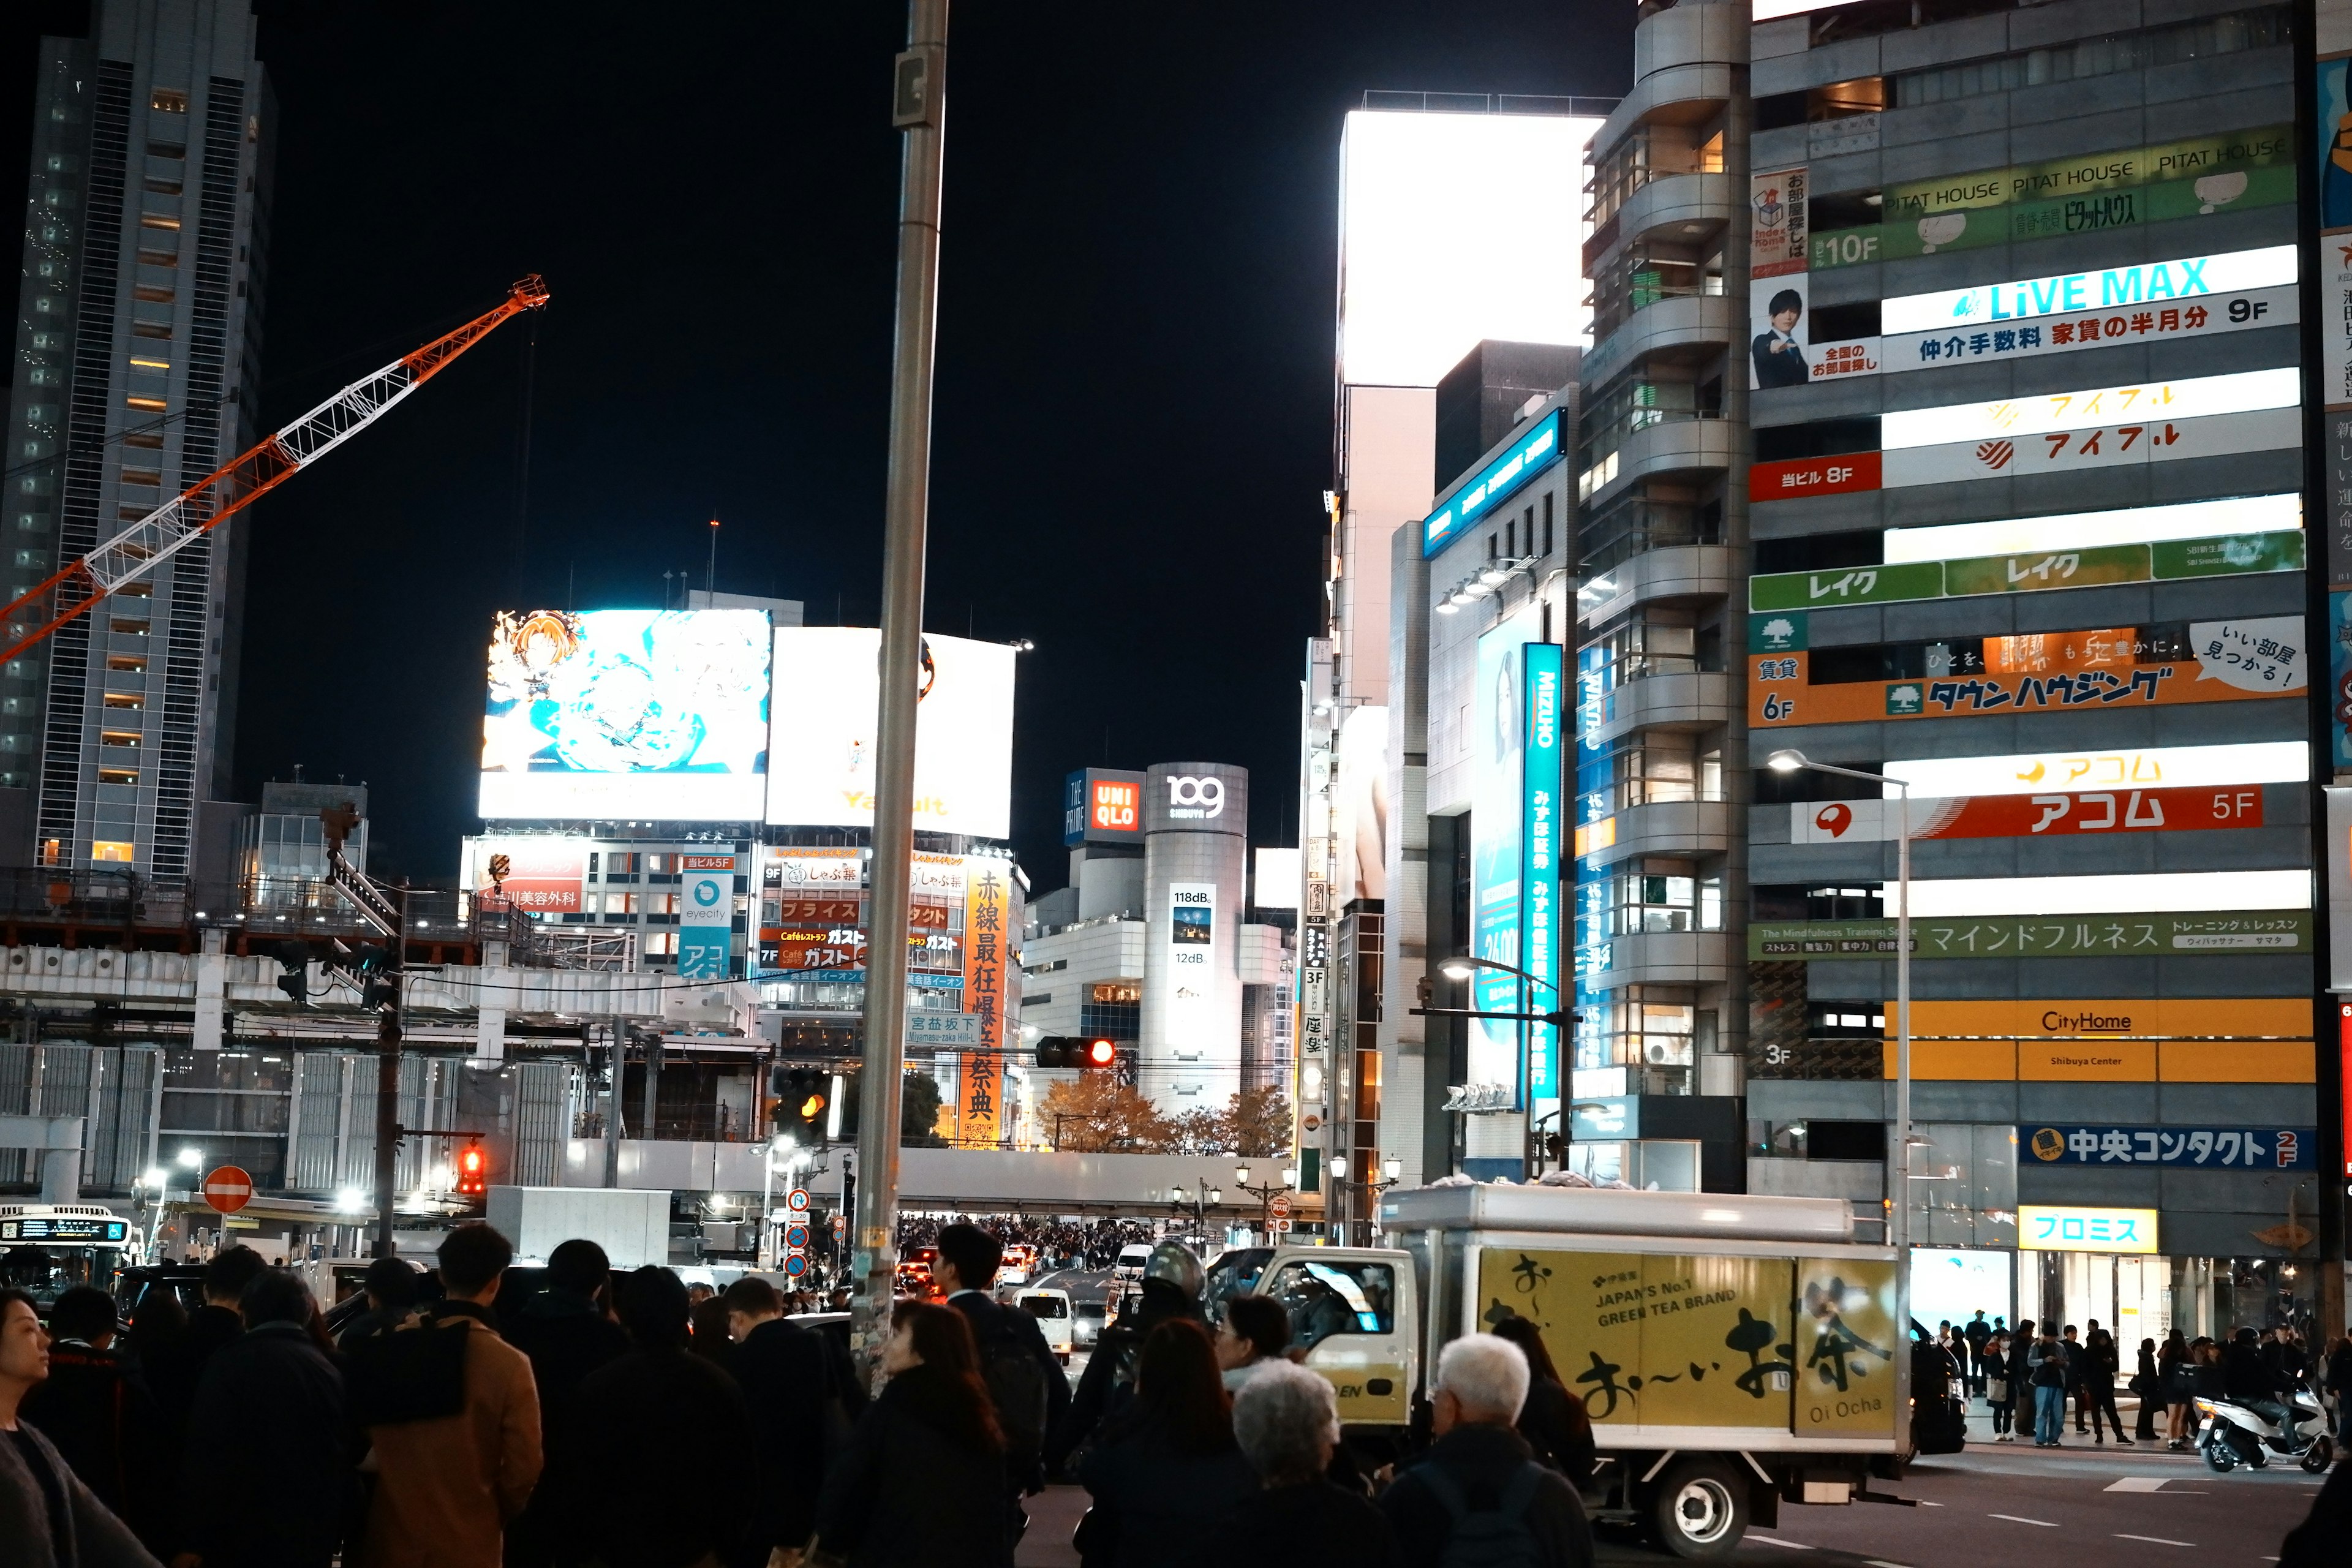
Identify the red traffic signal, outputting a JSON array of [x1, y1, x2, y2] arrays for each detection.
[[455, 1142, 488, 1197], [1036, 1036, 1121, 1069], [1084, 1038, 1117, 1068]]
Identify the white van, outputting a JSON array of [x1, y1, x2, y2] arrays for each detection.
[[1114, 1243, 1152, 1283], [1012, 1287, 1074, 1361]]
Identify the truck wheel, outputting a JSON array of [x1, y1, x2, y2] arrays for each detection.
[[1646, 1457, 1747, 1559]]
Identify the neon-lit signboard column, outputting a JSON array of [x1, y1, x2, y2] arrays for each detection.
[[1521, 643, 1565, 1104]]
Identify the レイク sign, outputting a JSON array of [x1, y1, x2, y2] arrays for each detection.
[[2017, 1204, 2159, 1254]]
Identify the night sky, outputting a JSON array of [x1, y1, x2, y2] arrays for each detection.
[[6, 2, 1632, 884]]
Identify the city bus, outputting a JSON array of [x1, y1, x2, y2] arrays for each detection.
[[0, 1204, 141, 1311]]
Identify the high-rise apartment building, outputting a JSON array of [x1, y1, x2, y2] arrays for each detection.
[[1569, 0, 2331, 1336], [4, 0, 271, 878]]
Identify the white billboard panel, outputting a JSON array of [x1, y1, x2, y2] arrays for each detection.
[[766, 628, 1015, 839], [1884, 494, 2300, 562], [1879, 368, 2299, 450], [1882, 741, 2308, 800], [1338, 109, 1602, 387], [479, 609, 771, 821]]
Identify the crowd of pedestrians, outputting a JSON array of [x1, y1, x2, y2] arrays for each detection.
[[0, 1227, 1602, 1568], [895, 1215, 1161, 1272], [1939, 1307, 2352, 1458]]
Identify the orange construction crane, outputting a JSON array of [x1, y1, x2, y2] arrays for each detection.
[[0, 274, 551, 666]]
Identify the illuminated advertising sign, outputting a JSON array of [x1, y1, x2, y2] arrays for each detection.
[[2319, 44, 2352, 407], [1422, 410, 1564, 558], [1521, 643, 1564, 1102], [1882, 369, 2298, 449], [1809, 126, 2294, 271], [1338, 108, 1600, 388], [480, 609, 771, 821], [1751, 910, 2310, 961], [1882, 741, 2307, 800], [1167, 882, 1217, 1058], [1062, 767, 1145, 846], [1882, 245, 2295, 333], [1887, 870, 2308, 919], [1751, 613, 2305, 729], [1471, 608, 1540, 1104], [1750, 530, 2301, 613], [765, 628, 1014, 839], [2017, 1205, 2159, 1255], [956, 859, 1010, 1148], [2022, 1125, 2313, 1169], [677, 853, 737, 979], [466, 836, 588, 913], [1885, 494, 2300, 562], [1790, 785, 2264, 843], [1896, 997, 2312, 1039]]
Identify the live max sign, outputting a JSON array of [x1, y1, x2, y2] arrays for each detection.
[[1749, 450, 1882, 502]]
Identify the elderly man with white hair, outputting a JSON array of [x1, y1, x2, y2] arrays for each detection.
[[1223, 1362, 1403, 1561], [1376, 1333, 1594, 1568]]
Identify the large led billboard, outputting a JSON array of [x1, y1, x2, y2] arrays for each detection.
[[1338, 108, 1602, 387], [480, 609, 771, 821], [765, 628, 1014, 839]]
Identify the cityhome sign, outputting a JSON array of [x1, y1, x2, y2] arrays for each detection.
[[2016, 1204, 2160, 1254], [1166, 775, 1226, 820]]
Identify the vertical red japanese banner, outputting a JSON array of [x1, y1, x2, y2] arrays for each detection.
[[960, 862, 1009, 1147]]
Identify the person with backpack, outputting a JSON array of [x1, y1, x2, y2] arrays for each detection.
[[500, 1238, 631, 1568], [1377, 1335, 1593, 1568], [2027, 1327, 2068, 1447], [933, 1223, 1069, 1517], [1961, 1311, 1993, 1397], [360, 1223, 542, 1568], [1076, 1319, 1259, 1568], [1049, 1242, 1203, 1476]]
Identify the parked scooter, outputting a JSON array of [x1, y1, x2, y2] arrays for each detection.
[[2194, 1383, 2334, 1474]]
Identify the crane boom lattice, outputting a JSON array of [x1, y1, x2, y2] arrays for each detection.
[[0, 274, 550, 666]]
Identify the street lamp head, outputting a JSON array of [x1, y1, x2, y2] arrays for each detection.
[[1440, 959, 1477, 981], [1208, 1189, 1222, 1205], [1169, 1187, 1186, 1204], [176, 1147, 202, 1169], [1766, 748, 1809, 773], [1235, 1165, 1251, 1186], [1382, 1156, 1403, 1181], [1283, 1169, 1299, 1189]]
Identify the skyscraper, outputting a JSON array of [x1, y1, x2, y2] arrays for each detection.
[[3, 0, 271, 878]]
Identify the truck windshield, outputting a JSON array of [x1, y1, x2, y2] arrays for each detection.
[[0, 1245, 111, 1306], [1019, 1295, 1067, 1319], [1264, 1258, 1395, 1349], [1202, 1247, 1273, 1323]]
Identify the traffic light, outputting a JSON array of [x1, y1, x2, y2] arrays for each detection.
[[455, 1142, 488, 1198], [770, 1068, 829, 1135], [272, 943, 307, 1005], [1035, 1036, 1119, 1069]]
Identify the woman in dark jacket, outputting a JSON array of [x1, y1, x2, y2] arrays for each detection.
[[2158, 1329, 2192, 1449], [1078, 1319, 1259, 1568], [2132, 1338, 2160, 1441], [809, 1300, 1008, 1568], [1488, 1316, 1597, 1486]]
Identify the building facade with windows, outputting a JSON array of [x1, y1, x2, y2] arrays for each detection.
[[1575, 0, 2325, 1339], [3, 0, 272, 878]]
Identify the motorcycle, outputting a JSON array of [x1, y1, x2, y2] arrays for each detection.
[[2193, 1385, 2334, 1474]]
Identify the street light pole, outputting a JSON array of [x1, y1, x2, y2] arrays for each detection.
[[851, 0, 950, 1390], [1439, 954, 1564, 1181], [1769, 748, 1913, 1460]]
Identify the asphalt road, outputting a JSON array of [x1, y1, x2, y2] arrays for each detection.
[[1014, 1409, 2330, 1567]]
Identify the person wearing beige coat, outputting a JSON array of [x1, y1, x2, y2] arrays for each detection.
[[361, 1226, 542, 1568]]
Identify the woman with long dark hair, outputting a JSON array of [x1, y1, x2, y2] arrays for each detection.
[[810, 1300, 1008, 1566], [1078, 1318, 1259, 1568], [1488, 1317, 1596, 1486]]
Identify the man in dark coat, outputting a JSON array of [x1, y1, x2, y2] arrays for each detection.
[[501, 1240, 631, 1568], [145, 1246, 264, 1456], [564, 1268, 754, 1568], [177, 1269, 352, 1568], [720, 1276, 833, 1568], [933, 1221, 1069, 1499], [1379, 1337, 1593, 1568], [20, 1286, 169, 1553]]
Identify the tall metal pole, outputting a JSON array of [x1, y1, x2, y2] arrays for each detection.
[[852, 0, 949, 1385], [1892, 781, 1913, 1458], [371, 883, 409, 1260]]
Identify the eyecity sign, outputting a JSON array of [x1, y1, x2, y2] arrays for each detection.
[[1422, 409, 1563, 558]]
